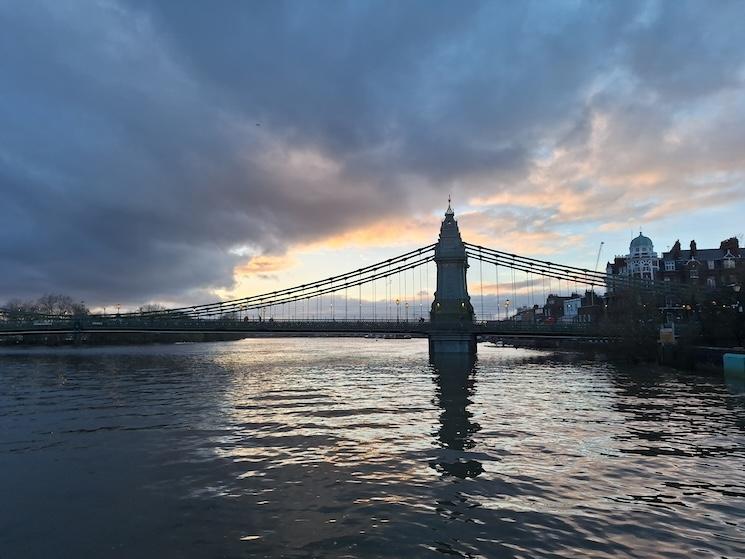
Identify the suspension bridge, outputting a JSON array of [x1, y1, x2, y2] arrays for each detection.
[[1, 203, 682, 354]]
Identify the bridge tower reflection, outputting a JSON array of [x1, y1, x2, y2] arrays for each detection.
[[430, 354, 483, 478]]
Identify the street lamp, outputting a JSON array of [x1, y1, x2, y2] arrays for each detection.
[[405, 301, 409, 322], [733, 284, 743, 346], [395, 298, 400, 323], [330, 302, 334, 321], [504, 298, 511, 319]]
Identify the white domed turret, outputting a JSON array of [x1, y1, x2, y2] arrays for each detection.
[[627, 232, 658, 280], [629, 232, 654, 256]]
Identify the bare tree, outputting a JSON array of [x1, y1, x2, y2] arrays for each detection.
[[3, 294, 88, 318], [137, 303, 168, 315], [36, 294, 88, 316], [3, 298, 39, 319]]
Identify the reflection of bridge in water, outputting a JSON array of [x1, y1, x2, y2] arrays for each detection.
[[0, 202, 679, 355], [431, 354, 483, 478]]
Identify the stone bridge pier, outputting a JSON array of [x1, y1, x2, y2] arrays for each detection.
[[428, 201, 476, 356], [428, 331, 477, 355]]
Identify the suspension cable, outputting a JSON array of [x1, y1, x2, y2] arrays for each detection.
[[125, 244, 435, 319], [495, 260, 500, 320], [479, 251, 484, 320]]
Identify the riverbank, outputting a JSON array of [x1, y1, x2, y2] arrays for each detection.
[[0, 331, 425, 347], [489, 335, 745, 377], [658, 343, 745, 374], [0, 331, 248, 346]]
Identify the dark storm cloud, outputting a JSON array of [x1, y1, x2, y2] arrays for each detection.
[[625, 0, 745, 99], [1, 0, 744, 305]]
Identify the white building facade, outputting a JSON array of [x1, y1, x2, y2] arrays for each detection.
[[627, 233, 659, 280]]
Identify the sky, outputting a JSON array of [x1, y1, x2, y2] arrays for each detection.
[[1, 0, 744, 310]]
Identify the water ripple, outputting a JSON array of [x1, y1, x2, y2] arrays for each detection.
[[1, 339, 743, 558]]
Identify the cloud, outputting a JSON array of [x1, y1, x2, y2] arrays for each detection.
[[1, 0, 744, 305], [234, 255, 296, 276]]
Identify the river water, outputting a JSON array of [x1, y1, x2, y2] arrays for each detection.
[[1, 339, 743, 558]]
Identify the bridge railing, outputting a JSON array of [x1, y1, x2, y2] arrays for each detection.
[[0, 316, 436, 333], [478, 320, 595, 331], [0, 314, 604, 336]]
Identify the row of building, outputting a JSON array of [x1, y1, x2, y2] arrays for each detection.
[[607, 233, 743, 290], [511, 233, 743, 323], [511, 290, 604, 324]]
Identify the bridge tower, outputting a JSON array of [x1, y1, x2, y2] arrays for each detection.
[[429, 200, 476, 355]]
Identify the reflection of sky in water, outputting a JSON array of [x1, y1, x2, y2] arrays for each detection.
[[1, 339, 744, 558]]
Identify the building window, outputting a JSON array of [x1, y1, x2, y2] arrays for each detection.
[[707, 260, 715, 270], [665, 260, 675, 271], [706, 277, 716, 288], [724, 259, 735, 269]]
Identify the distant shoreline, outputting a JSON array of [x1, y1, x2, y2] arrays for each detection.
[[0, 331, 427, 347]]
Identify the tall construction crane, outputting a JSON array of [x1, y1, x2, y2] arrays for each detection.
[[589, 241, 605, 308], [594, 241, 605, 272]]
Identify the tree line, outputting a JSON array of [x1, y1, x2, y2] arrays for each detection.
[[2, 295, 171, 319], [3, 294, 89, 318]]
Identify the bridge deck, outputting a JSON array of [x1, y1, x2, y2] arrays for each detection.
[[0, 318, 609, 338]]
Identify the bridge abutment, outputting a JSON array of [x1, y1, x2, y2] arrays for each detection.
[[428, 332, 477, 355]]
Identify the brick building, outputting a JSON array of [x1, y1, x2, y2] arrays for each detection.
[[659, 237, 744, 289]]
